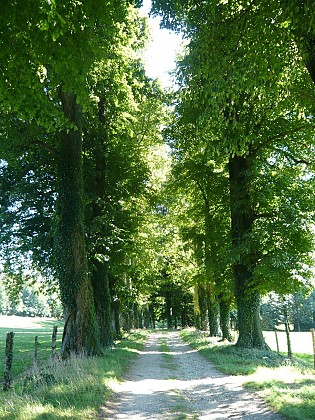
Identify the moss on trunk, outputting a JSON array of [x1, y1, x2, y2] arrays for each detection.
[[219, 296, 233, 342], [56, 90, 100, 356], [92, 259, 113, 348], [228, 154, 268, 349]]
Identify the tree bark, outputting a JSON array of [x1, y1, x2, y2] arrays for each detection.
[[92, 259, 113, 348], [208, 294, 220, 337], [56, 90, 100, 356], [219, 295, 233, 341], [228, 154, 267, 348], [113, 298, 122, 339], [204, 193, 219, 336], [198, 283, 208, 331]]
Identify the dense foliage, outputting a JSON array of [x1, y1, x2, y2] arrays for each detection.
[[0, 1, 315, 354]]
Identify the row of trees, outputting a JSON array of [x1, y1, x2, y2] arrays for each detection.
[[1, 0, 315, 354], [0, 1, 173, 355], [150, 0, 315, 347]]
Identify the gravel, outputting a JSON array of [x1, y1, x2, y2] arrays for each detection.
[[99, 330, 283, 419]]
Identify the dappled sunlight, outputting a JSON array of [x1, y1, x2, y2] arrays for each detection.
[[108, 372, 275, 419], [125, 347, 200, 356], [104, 331, 279, 419]]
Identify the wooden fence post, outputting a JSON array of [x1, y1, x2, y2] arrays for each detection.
[[274, 329, 280, 353], [34, 336, 39, 370], [3, 332, 14, 391], [311, 328, 315, 369], [52, 326, 58, 359]]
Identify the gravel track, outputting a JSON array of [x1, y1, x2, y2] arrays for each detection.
[[100, 330, 283, 419]]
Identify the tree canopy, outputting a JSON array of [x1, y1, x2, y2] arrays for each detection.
[[1, 0, 315, 353]]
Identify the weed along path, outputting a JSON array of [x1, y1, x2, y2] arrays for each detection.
[[100, 331, 282, 420]]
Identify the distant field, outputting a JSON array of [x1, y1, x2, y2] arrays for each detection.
[[0, 315, 63, 378], [1, 315, 314, 383], [264, 330, 314, 354]]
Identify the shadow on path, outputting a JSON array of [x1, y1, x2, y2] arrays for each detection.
[[100, 331, 283, 420]]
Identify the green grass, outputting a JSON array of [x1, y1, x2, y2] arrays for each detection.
[[0, 317, 148, 419], [159, 339, 177, 372], [0, 317, 64, 378], [181, 328, 315, 420]]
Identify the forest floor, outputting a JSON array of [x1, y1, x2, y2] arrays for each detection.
[[99, 330, 283, 419]]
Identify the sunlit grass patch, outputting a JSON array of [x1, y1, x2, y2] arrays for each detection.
[[0, 317, 64, 378], [0, 329, 148, 419], [245, 366, 315, 419]]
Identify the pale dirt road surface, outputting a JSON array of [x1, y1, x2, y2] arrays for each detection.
[[100, 331, 283, 420]]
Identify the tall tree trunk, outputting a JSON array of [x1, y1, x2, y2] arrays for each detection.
[[112, 298, 122, 340], [219, 295, 233, 341], [228, 154, 267, 349], [87, 134, 114, 348], [56, 90, 100, 356], [92, 259, 113, 348], [198, 283, 208, 331], [204, 191, 219, 336], [208, 293, 219, 337], [193, 286, 201, 330]]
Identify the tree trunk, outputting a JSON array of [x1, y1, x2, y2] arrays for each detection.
[[208, 295, 219, 337], [166, 291, 172, 328], [228, 154, 267, 349], [198, 284, 208, 331], [204, 199, 219, 336], [219, 295, 233, 341], [92, 259, 113, 348], [56, 90, 100, 356], [193, 286, 201, 330], [87, 138, 115, 348], [113, 298, 122, 340], [283, 302, 293, 358]]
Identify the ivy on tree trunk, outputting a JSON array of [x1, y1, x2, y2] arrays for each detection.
[[219, 295, 233, 342], [92, 259, 113, 348], [56, 90, 100, 356], [228, 154, 267, 349]]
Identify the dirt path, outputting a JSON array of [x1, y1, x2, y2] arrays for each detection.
[[100, 331, 283, 419]]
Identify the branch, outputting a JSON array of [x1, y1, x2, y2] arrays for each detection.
[[274, 147, 314, 166], [29, 139, 59, 157], [195, 179, 208, 205], [250, 124, 315, 157]]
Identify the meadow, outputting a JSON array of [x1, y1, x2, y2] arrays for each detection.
[[0, 316, 148, 419], [0, 315, 64, 379]]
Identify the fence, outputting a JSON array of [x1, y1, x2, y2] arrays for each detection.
[[3, 325, 58, 391]]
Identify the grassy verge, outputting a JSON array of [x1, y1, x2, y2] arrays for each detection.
[[0, 330, 148, 420], [180, 329, 315, 420]]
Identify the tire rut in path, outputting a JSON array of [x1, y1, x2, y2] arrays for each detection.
[[99, 331, 283, 419]]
